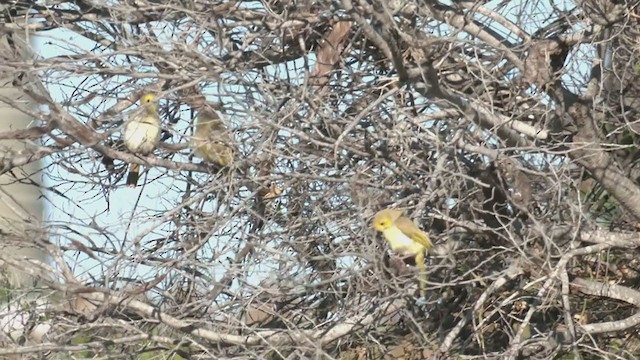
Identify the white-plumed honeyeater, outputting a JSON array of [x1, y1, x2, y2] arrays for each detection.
[[372, 208, 433, 298], [191, 105, 234, 167], [123, 92, 161, 186]]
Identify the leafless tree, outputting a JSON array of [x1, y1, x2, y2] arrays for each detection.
[[2, 0, 640, 359]]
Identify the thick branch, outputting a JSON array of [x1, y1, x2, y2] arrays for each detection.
[[567, 101, 640, 220], [572, 278, 640, 334]]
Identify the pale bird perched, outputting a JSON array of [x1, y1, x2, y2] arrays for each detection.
[[123, 92, 161, 186], [191, 106, 234, 167], [372, 208, 433, 298]]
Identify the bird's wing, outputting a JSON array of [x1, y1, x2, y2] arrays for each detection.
[[395, 217, 432, 250], [197, 142, 234, 166]]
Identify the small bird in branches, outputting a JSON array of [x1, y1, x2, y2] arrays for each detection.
[[123, 92, 161, 186], [372, 208, 432, 298], [191, 103, 234, 167]]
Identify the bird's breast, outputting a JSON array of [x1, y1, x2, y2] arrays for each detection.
[[124, 121, 160, 154], [382, 226, 424, 255]]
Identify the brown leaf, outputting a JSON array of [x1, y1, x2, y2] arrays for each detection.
[[309, 21, 352, 87], [263, 182, 283, 200], [243, 301, 276, 327]]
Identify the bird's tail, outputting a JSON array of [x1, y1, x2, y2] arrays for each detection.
[[415, 252, 427, 299], [126, 163, 141, 186]]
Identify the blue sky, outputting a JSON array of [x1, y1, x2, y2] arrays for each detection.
[[33, 19, 316, 293]]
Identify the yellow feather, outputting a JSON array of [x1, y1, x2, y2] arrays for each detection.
[[393, 216, 433, 250]]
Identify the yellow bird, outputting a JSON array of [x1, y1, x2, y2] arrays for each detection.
[[372, 208, 433, 298], [191, 106, 234, 167], [123, 93, 161, 186]]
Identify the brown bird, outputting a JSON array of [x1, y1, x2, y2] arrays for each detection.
[[123, 93, 161, 186], [191, 105, 234, 167]]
